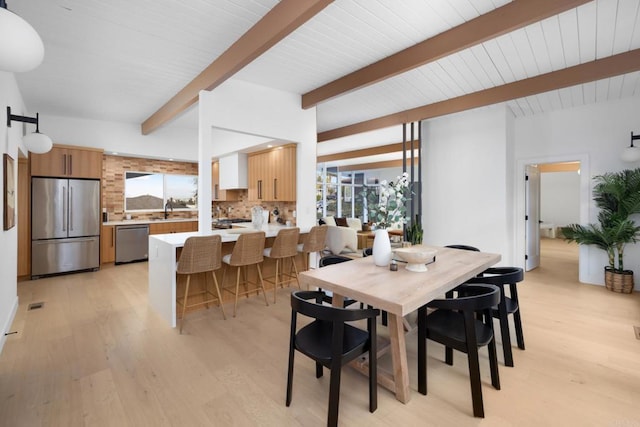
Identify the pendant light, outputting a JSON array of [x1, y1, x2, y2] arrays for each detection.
[[621, 132, 640, 163], [0, 0, 44, 73]]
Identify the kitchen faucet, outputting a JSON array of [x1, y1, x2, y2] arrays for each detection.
[[164, 200, 173, 219]]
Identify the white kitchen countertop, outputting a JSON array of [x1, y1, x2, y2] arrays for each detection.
[[149, 223, 309, 247]]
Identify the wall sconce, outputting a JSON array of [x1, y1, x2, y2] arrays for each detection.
[[0, 0, 44, 72], [6, 106, 52, 154], [621, 132, 640, 162]]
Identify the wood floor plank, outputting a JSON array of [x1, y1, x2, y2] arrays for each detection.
[[0, 238, 638, 426]]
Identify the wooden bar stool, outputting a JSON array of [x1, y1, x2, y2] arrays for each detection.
[[176, 235, 226, 334], [297, 225, 328, 271], [263, 227, 301, 303], [221, 231, 269, 317]]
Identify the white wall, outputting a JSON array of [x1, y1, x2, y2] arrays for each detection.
[[515, 96, 640, 288], [0, 72, 28, 354], [40, 114, 198, 161], [421, 105, 515, 265], [540, 171, 581, 227], [198, 79, 317, 230]]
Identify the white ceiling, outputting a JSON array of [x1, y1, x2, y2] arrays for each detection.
[[9, 0, 640, 163]]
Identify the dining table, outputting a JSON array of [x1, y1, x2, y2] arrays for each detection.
[[298, 245, 501, 403]]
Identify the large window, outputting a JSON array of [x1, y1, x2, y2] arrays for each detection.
[[125, 171, 198, 212], [316, 165, 376, 221]]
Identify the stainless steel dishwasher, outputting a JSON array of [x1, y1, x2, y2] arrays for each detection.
[[115, 224, 149, 264]]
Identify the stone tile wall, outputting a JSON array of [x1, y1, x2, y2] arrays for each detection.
[[213, 192, 296, 225], [102, 155, 198, 221]]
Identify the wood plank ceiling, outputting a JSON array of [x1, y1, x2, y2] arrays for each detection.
[[11, 0, 640, 158]]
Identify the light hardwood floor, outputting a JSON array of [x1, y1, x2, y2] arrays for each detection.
[[1, 239, 639, 426]]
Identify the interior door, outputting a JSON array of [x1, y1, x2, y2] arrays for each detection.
[[525, 165, 541, 271]]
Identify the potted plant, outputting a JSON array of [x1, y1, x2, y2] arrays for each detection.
[[562, 168, 640, 293], [405, 214, 423, 245], [362, 173, 409, 266]]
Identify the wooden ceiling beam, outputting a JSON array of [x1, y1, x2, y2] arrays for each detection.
[[317, 141, 417, 163], [141, 0, 334, 135], [318, 49, 640, 142], [302, 0, 591, 109], [338, 159, 417, 172]]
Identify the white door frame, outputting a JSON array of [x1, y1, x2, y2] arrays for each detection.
[[514, 153, 591, 282]]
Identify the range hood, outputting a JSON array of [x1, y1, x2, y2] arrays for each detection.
[[219, 153, 248, 189]]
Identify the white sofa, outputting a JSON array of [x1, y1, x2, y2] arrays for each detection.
[[322, 216, 361, 255]]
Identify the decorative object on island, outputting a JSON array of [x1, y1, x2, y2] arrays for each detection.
[[6, 106, 52, 153], [405, 214, 423, 245], [251, 205, 264, 229], [393, 246, 437, 272], [3, 153, 15, 230], [562, 168, 640, 293], [621, 132, 640, 163]]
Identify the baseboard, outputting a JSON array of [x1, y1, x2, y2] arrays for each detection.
[[0, 295, 19, 355]]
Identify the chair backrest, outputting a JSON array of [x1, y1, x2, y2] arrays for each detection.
[[319, 254, 352, 267], [445, 244, 480, 252], [229, 231, 266, 266], [269, 227, 300, 258], [303, 225, 328, 253], [466, 267, 524, 285], [428, 284, 499, 312], [291, 290, 378, 323], [177, 235, 222, 275]]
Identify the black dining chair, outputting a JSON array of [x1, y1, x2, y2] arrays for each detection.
[[444, 244, 482, 298], [286, 290, 380, 427], [417, 283, 500, 418], [465, 267, 525, 367], [317, 255, 359, 308]]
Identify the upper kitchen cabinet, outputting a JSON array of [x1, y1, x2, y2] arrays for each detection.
[[211, 161, 239, 201], [248, 144, 296, 202], [30, 145, 103, 179]]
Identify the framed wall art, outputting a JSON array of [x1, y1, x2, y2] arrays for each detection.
[[3, 153, 16, 230]]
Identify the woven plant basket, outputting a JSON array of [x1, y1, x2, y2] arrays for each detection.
[[604, 267, 634, 294]]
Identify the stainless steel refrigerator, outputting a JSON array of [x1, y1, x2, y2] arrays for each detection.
[[31, 177, 101, 278]]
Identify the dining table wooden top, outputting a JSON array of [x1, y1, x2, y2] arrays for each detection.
[[299, 246, 502, 318], [299, 245, 502, 404]]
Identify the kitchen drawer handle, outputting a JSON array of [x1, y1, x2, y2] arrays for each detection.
[[274, 178, 277, 199], [63, 154, 67, 175], [69, 154, 73, 175], [258, 180, 262, 199]]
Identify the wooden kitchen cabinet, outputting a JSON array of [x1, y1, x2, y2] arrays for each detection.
[[212, 161, 239, 201], [248, 145, 296, 201], [149, 220, 198, 235], [101, 225, 115, 264], [30, 144, 103, 179]]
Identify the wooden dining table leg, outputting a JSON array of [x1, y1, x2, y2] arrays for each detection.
[[388, 313, 411, 403], [331, 293, 411, 403]]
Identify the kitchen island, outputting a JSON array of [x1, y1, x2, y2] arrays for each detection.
[[148, 223, 309, 328]]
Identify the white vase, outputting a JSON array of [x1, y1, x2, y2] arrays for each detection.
[[372, 229, 392, 267]]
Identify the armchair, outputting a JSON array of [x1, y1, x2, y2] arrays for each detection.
[[322, 216, 361, 255], [325, 225, 358, 255]]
